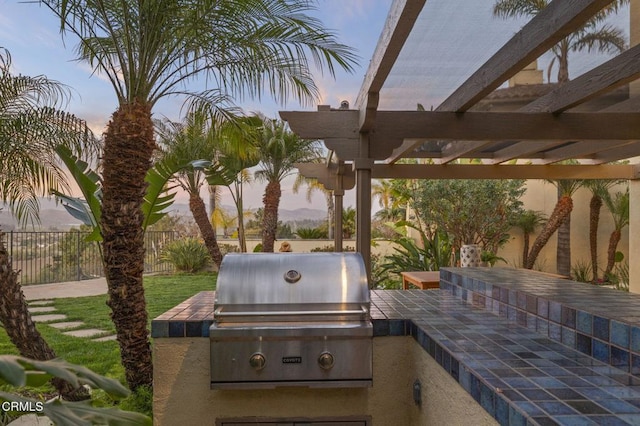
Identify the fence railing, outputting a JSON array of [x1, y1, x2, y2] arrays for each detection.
[[1, 231, 177, 285]]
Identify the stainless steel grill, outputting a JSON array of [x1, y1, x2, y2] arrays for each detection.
[[210, 252, 372, 389]]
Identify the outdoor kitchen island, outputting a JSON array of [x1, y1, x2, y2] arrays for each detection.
[[152, 268, 640, 425]]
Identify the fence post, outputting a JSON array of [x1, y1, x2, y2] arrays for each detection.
[[9, 231, 13, 259], [77, 231, 82, 281]]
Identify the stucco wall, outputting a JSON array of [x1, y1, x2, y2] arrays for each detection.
[[153, 336, 497, 425]]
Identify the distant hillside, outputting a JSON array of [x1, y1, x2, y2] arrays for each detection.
[[1, 200, 327, 230]]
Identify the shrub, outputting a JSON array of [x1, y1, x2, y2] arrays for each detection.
[[159, 238, 210, 272], [571, 259, 592, 283], [295, 227, 327, 239], [310, 245, 355, 252]]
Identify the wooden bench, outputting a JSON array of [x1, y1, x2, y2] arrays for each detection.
[[401, 271, 440, 290]]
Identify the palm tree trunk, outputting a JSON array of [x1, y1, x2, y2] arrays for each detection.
[[262, 180, 281, 252], [525, 195, 573, 270], [189, 192, 223, 269], [605, 229, 622, 277], [0, 234, 87, 400], [326, 192, 334, 240], [556, 214, 571, 277], [101, 100, 154, 391], [589, 195, 602, 281], [522, 232, 530, 268]]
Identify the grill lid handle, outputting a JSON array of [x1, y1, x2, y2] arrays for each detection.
[[214, 305, 368, 318]]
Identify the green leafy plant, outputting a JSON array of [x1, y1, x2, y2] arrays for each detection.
[[480, 251, 506, 267], [571, 259, 593, 283], [295, 227, 327, 239], [0, 355, 150, 425], [379, 223, 452, 287], [160, 238, 210, 272], [309, 245, 355, 252]]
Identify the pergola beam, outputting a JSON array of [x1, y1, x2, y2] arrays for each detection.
[[522, 43, 640, 113], [438, 0, 616, 112], [531, 140, 637, 165], [296, 163, 640, 181]]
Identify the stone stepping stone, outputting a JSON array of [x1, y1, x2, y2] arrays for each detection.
[[32, 314, 67, 322], [7, 414, 53, 426], [28, 300, 54, 306], [63, 329, 107, 338], [28, 306, 57, 313], [92, 335, 117, 342], [48, 321, 84, 330]]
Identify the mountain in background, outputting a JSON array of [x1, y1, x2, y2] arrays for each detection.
[[1, 199, 327, 231]]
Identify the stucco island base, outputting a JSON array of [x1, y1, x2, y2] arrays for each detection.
[[153, 336, 497, 425]]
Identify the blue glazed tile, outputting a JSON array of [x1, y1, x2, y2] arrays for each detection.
[[537, 318, 549, 336], [151, 320, 169, 338], [508, 306, 517, 322], [526, 294, 537, 314], [372, 319, 389, 336], [611, 321, 630, 349], [632, 354, 640, 376], [529, 416, 559, 426], [549, 301, 562, 324], [499, 302, 508, 318], [508, 289, 517, 306], [442, 350, 451, 374], [631, 327, 640, 353], [597, 398, 640, 414], [517, 291, 527, 310], [389, 319, 406, 336], [561, 306, 576, 329], [185, 321, 202, 337], [537, 298, 549, 319], [495, 395, 510, 425], [576, 333, 592, 356], [480, 382, 495, 417], [530, 376, 566, 388], [469, 374, 481, 403], [484, 282, 492, 297], [592, 339, 610, 364], [549, 322, 562, 342], [492, 285, 501, 300], [610, 346, 630, 371], [550, 415, 596, 425], [168, 321, 185, 337], [517, 310, 527, 327], [562, 327, 576, 349], [459, 366, 471, 392], [514, 401, 545, 416], [500, 287, 509, 303], [593, 316, 610, 341], [576, 311, 593, 335], [509, 406, 527, 426], [565, 400, 610, 415], [536, 401, 579, 416], [201, 320, 212, 337], [527, 313, 538, 331]]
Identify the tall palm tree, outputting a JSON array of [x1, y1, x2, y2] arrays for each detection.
[[602, 187, 629, 277], [293, 174, 335, 239], [493, 0, 627, 83], [584, 179, 620, 281], [155, 113, 225, 269], [255, 117, 323, 252], [513, 209, 546, 267], [40, 0, 356, 390], [0, 48, 93, 400], [525, 180, 581, 271]]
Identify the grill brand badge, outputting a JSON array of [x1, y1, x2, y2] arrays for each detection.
[[282, 356, 302, 364]]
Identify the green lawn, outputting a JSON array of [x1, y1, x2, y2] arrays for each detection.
[[0, 273, 216, 416]]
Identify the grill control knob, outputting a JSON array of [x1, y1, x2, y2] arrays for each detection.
[[318, 352, 334, 370], [249, 353, 266, 371]]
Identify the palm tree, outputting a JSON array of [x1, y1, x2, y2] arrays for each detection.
[[155, 113, 225, 269], [293, 175, 335, 239], [0, 48, 93, 400], [525, 180, 581, 271], [513, 209, 546, 267], [372, 179, 405, 222], [493, 0, 627, 83], [584, 179, 620, 281], [0, 48, 93, 224], [342, 207, 357, 239], [255, 117, 323, 252], [40, 0, 356, 390], [602, 187, 629, 277]]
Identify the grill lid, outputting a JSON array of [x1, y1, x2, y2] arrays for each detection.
[[214, 253, 370, 322]]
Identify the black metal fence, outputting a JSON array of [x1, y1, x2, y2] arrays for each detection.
[[1, 231, 177, 285]]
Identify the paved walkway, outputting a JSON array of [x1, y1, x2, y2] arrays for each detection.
[[21, 278, 116, 342], [22, 277, 108, 300]]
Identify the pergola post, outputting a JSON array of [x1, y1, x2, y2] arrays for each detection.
[[630, 180, 640, 293], [334, 188, 344, 252], [355, 134, 373, 282]]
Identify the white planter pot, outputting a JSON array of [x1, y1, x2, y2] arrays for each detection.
[[460, 244, 481, 267]]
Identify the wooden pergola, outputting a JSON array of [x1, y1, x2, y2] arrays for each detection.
[[280, 0, 640, 292]]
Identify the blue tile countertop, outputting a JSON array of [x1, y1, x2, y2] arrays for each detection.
[[152, 269, 640, 426]]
